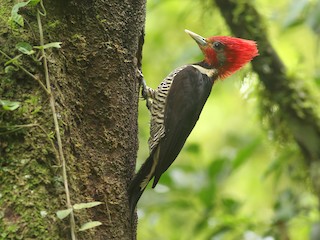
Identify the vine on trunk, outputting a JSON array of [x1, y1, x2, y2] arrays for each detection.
[[1, 1, 104, 238]]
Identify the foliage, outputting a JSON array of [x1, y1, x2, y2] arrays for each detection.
[[0, 99, 20, 111], [56, 202, 103, 231], [137, 0, 319, 239], [1, 1, 102, 238], [0, 2, 60, 238]]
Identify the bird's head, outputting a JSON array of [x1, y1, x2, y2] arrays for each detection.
[[185, 29, 258, 79]]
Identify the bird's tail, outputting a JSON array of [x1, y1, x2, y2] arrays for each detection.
[[128, 154, 155, 222]]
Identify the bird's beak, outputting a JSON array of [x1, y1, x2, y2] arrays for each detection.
[[185, 29, 207, 46]]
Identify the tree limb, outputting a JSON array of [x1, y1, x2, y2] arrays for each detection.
[[214, 0, 320, 199]]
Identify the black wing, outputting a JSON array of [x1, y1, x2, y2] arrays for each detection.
[[152, 66, 214, 187]]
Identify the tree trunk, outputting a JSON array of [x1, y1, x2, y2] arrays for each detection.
[[0, 0, 145, 239]]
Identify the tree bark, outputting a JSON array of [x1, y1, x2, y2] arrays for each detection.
[[1, 0, 145, 239], [214, 0, 320, 206]]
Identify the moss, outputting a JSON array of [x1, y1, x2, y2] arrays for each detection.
[[0, 1, 65, 239], [0, 97, 63, 239]]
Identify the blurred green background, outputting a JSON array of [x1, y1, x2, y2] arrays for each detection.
[[136, 0, 320, 239]]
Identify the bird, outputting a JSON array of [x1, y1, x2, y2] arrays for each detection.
[[129, 29, 258, 220]]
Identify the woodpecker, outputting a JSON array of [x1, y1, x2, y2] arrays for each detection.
[[129, 30, 258, 219]]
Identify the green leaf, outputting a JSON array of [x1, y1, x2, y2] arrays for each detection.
[[34, 42, 62, 50], [29, 0, 41, 6], [232, 138, 261, 171], [11, 14, 24, 27], [79, 221, 102, 231], [262, 151, 292, 180], [0, 100, 20, 111], [56, 208, 73, 220], [5, 54, 22, 66], [185, 142, 201, 154], [73, 201, 103, 210], [16, 42, 35, 55], [4, 65, 18, 73], [208, 157, 227, 179], [10, 1, 31, 27], [221, 197, 241, 214]]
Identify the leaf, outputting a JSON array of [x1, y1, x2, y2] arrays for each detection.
[[185, 142, 201, 154], [10, 1, 31, 27], [5, 54, 22, 66], [79, 221, 102, 231], [208, 157, 227, 180], [29, 0, 41, 6], [262, 151, 292, 180], [232, 138, 261, 171], [34, 42, 62, 50], [11, 14, 24, 27], [73, 201, 103, 210], [56, 208, 73, 220], [221, 197, 241, 214], [0, 100, 20, 111], [5, 65, 18, 73], [16, 42, 35, 55]]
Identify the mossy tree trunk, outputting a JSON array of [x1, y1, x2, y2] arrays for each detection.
[[0, 0, 145, 239]]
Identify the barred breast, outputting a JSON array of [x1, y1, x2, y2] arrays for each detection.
[[148, 65, 188, 151]]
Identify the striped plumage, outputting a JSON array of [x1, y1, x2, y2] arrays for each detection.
[[148, 65, 187, 152], [129, 29, 258, 222]]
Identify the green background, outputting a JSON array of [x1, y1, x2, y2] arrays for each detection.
[[136, 0, 320, 239]]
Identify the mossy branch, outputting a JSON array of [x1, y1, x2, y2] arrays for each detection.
[[214, 0, 320, 198]]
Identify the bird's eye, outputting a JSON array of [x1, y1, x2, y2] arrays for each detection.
[[213, 41, 224, 51]]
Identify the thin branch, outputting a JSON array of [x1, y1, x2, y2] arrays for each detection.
[[0, 49, 50, 95], [0, 123, 38, 135], [36, 9, 77, 240]]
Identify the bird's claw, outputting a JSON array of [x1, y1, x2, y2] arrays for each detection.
[[137, 69, 152, 110], [141, 79, 149, 101]]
